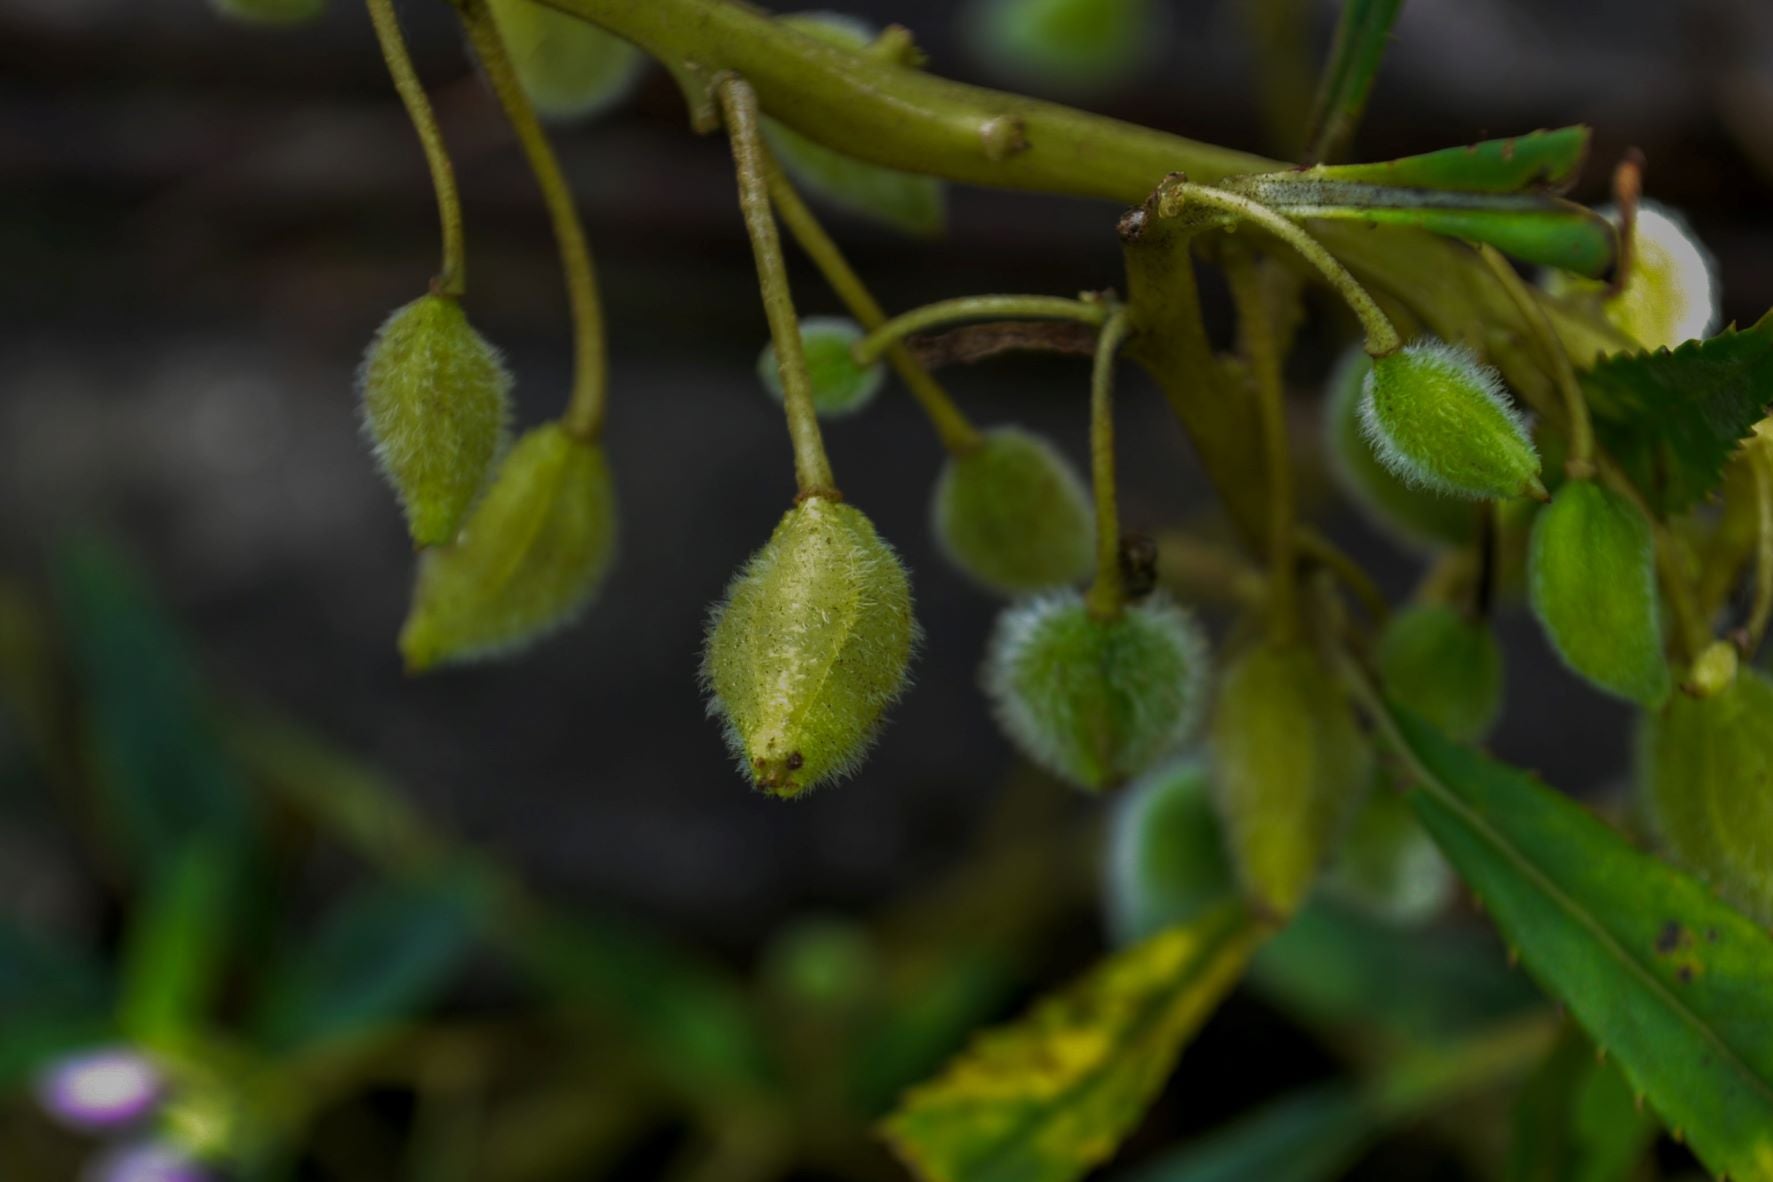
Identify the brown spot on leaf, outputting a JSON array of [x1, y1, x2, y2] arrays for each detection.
[[1655, 920, 1684, 955]]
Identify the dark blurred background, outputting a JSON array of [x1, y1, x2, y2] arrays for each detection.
[[1, 1, 1771, 1175]]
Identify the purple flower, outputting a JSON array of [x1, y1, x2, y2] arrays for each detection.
[[35, 1047, 163, 1131], [83, 1141, 209, 1182]]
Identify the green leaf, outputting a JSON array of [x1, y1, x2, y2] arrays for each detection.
[[1117, 1084, 1372, 1182], [1309, 128, 1592, 193], [1582, 312, 1773, 514], [0, 921, 112, 1084], [1507, 1028, 1660, 1182], [1371, 696, 1773, 1182], [853, 950, 1019, 1117], [1305, 0, 1405, 162], [254, 865, 486, 1054], [118, 837, 240, 1049], [881, 902, 1263, 1182]]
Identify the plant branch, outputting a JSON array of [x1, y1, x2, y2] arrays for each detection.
[[1086, 306, 1133, 619], [1745, 436, 1773, 656], [907, 320, 1102, 368], [854, 295, 1108, 367]]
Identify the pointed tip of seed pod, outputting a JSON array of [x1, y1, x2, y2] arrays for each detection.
[[1524, 474, 1551, 502]]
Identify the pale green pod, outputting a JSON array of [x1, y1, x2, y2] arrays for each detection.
[[1360, 340, 1545, 501], [1104, 759, 1234, 946], [1323, 347, 1479, 551], [210, 0, 325, 25], [702, 497, 917, 798], [359, 295, 513, 547], [1528, 479, 1671, 707], [932, 427, 1095, 595], [1375, 603, 1504, 742], [486, 0, 646, 122], [756, 317, 884, 418], [963, 0, 1158, 94], [1542, 201, 1720, 352], [1640, 666, 1773, 925], [400, 424, 616, 671], [1210, 639, 1373, 919], [1321, 777, 1455, 926], [983, 590, 1208, 792]]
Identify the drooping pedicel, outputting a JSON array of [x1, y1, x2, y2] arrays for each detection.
[[932, 426, 1095, 595]]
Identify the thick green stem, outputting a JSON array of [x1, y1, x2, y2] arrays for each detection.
[[717, 75, 837, 497], [854, 295, 1107, 366], [1086, 308, 1133, 619], [1478, 245, 1594, 474], [457, 0, 609, 439], [760, 158, 982, 455], [1746, 438, 1773, 656], [365, 0, 465, 296]]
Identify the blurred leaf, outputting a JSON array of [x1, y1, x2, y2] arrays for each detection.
[[1308, 128, 1592, 193], [1119, 1083, 1371, 1182], [881, 902, 1263, 1182], [963, 0, 1159, 96], [1582, 313, 1773, 514], [1305, 0, 1405, 162], [55, 540, 253, 882], [1507, 1027, 1660, 1182], [1372, 697, 1773, 1182], [853, 950, 1019, 1117], [762, 118, 946, 237], [254, 864, 487, 1055], [118, 837, 239, 1050], [0, 921, 112, 1083]]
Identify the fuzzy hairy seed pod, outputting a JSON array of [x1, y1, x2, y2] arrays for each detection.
[[485, 0, 646, 122], [210, 0, 325, 25], [1104, 759, 1234, 947], [1543, 201, 1720, 352], [1321, 777, 1455, 927], [1640, 666, 1773, 925], [359, 295, 513, 547], [702, 497, 917, 798], [1324, 348, 1480, 551], [1528, 479, 1670, 707], [983, 590, 1208, 792], [400, 424, 616, 671], [932, 426, 1095, 595], [1359, 340, 1544, 502], [755, 317, 885, 419], [1375, 603, 1504, 742], [1210, 639, 1373, 920]]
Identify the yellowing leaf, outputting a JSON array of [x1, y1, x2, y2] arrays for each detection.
[[882, 902, 1262, 1182]]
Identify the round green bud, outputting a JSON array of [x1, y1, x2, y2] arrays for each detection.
[[1640, 666, 1773, 925], [485, 0, 646, 122], [1210, 639, 1373, 920], [209, 0, 325, 25], [963, 0, 1157, 94], [1374, 603, 1504, 742], [983, 590, 1208, 792], [1543, 201, 1720, 352], [399, 423, 616, 671], [756, 317, 885, 419], [1104, 759, 1234, 946], [1324, 347, 1481, 551], [359, 295, 513, 547], [1528, 479, 1671, 707], [702, 497, 917, 798], [1320, 777, 1454, 926], [1360, 340, 1545, 502], [1687, 639, 1740, 699], [931, 427, 1095, 596]]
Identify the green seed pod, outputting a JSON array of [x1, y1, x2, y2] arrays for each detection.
[[209, 0, 325, 25], [1104, 759, 1234, 946], [1321, 777, 1455, 926], [399, 423, 616, 671], [1210, 639, 1373, 919], [359, 295, 513, 547], [1324, 347, 1480, 551], [1374, 603, 1504, 742], [756, 317, 884, 419], [1542, 201, 1720, 351], [1360, 340, 1545, 502], [963, 0, 1158, 94], [702, 496, 917, 798], [1528, 479, 1671, 707], [983, 590, 1208, 792], [1640, 666, 1773, 925], [931, 426, 1095, 595], [485, 0, 646, 122]]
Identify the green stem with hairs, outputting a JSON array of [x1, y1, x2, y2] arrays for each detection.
[[1086, 307, 1133, 619], [1745, 438, 1773, 656], [1477, 244, 1595, 474], [854, 295, 1108, 367]]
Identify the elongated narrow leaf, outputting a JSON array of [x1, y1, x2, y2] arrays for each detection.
[[1374, 699, 1773, 1182], [118, 838, 239, 1050], [881, 902, 1263, 1182], [1582, 312, 1773, 514], [1306, 0, 1404, 162], [1309, 127, 1591, 193]]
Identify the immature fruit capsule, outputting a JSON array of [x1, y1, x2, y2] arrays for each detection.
[[963, 0, 1157, 94], [1640, 665, 1773, 925], [210, 0, 325, 25], [1375, 603, 1504, 742], [702, 497, 916, 798], [359, 295, 512, 547], [485, 0, 646, 122], [1543, 201, 1720, 351], [932, 427, 1095, 595], [1528, 479, 1670, 707], [400, 423, 616, 671], [756, 317, 885, 419], [983, 590, 1208, 792], [1321, 778, 1455, 926], [1210, 639, 1373, 919], [1360, 340, 1545, 502], [1104, 760, 1234, 946], [1323, 347, 1479, 551]]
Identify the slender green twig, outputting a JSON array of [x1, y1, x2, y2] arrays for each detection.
[[457, 0, 609, 439], [854, 295, 1109, 366], [365, 0, 466, 296], [1745, 437, 1773, 655], [717, 75, 837, 497], [1085, 307, 1133, 619], [1478, 245, 1594, 474], [760, 157, 982, 455], [1296, 528, 1389, 625]]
